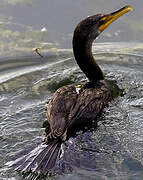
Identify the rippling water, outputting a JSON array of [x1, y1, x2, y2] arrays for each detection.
[[0, 42, 143, 180]]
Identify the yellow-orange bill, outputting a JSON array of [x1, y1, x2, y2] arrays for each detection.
[[99, 5, 133, 32]]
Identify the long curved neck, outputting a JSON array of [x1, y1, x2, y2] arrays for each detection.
[[72, 35, 104, 82]]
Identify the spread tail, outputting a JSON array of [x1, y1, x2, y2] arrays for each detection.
[[7, 140, 62, 174]]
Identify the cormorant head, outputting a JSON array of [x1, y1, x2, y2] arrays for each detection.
[[74, 5, 132, 42]]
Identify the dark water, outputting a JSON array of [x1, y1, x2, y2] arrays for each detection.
[[0, 1, 143, 180]]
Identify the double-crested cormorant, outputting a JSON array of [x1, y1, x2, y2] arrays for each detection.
[[10, 6, 132, 174]]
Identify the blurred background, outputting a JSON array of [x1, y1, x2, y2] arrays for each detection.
[[0, 0, 142, 57]]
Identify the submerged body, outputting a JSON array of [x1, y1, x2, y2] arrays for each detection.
[[9, 6, 132, 174]]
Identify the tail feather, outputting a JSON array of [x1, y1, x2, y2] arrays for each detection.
[[16, 143, 51, 172], [42, 143, 60, 173], [34, 141, 60, 173], [8, 140, 62, 174]]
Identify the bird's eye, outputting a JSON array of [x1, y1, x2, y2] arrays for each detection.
[[101, 17, 106, 21], [99, 17, 107, 25], [99, 16, 108, 26]]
